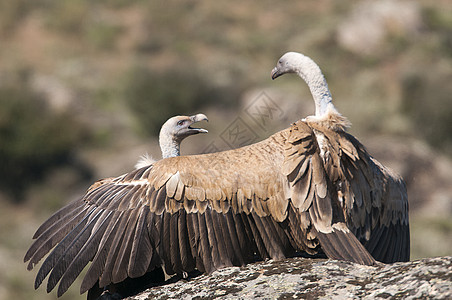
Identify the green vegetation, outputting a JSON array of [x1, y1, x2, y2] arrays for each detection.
[[0, 0, 35, 35], [0, 73, 90, 200], [124, 65, 241, 136], [402, 72, 452, 153]]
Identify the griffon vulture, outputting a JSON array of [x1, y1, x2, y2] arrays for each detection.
[[25, 53, 409, 299], [271, 52, 409, 263]]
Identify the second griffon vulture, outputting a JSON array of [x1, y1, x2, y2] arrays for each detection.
[[25, 52, 409, 298]]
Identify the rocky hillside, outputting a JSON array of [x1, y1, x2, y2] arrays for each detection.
[[128, 256, 452, 299]]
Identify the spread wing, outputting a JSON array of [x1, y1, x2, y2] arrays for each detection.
[[312, 124, 410, 263], [282, 122, 376, 265], [24, 130, 292, 296], [24, 121, 377, 297]]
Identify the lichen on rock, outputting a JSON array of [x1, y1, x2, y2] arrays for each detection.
[[127, 256, 452, 299]]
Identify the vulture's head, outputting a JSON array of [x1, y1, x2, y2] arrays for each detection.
[[271, 52, 314, 80], [160, 113, 209, 143]]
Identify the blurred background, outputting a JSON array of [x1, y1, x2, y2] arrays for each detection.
[[0, 0, 451, 299]]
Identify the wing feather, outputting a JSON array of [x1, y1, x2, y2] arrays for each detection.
[[160, 212, 173, 275], [211, 211, 233, 267], [31, 199, 84, 240], [111, 208, 141, 283], [244, 213, 268, 260], [231, 212, 256, 262], [196, 212, 214, 273], [26, 203, 89, 270], [187, 212, 206, 273], [252, 214, 285, 260], [57, 210, 114, 296], [169, 212, 182, 274], [47, 208, 104, 292], [128, 207, 153, 278], [34, 206, 97, 290], [80, 210, 124, 294], [204, 208, 225, 269], [222, 211, 244, 266], [178, 210, 195, 271], [99, 209, 132, 287]]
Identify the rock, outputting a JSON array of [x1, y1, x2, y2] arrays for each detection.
[[127, 256, 452, 299]]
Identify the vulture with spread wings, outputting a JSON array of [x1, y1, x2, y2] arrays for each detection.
[[25, 52, 409, 298]]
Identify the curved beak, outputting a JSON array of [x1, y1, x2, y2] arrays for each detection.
[[188, 113, 209, 134], [271, 67, 282, 80]]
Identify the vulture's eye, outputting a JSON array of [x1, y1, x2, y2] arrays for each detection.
[[177, 120, 185, 126]]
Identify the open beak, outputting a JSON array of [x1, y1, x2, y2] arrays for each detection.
[[271, 67, 281, 80], [188, 113, 209, 134]]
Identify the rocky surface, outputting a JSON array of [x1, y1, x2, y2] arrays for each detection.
[[128, 256, 452, 300]]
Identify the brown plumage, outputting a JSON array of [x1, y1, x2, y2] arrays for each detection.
[[271, 52, 409, 263], [25, 52, 409, 298], [24, 114, 209, 298]]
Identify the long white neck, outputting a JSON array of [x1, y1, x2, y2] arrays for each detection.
[[294, 57, 338, 117], [159, 132, 180, 158]]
